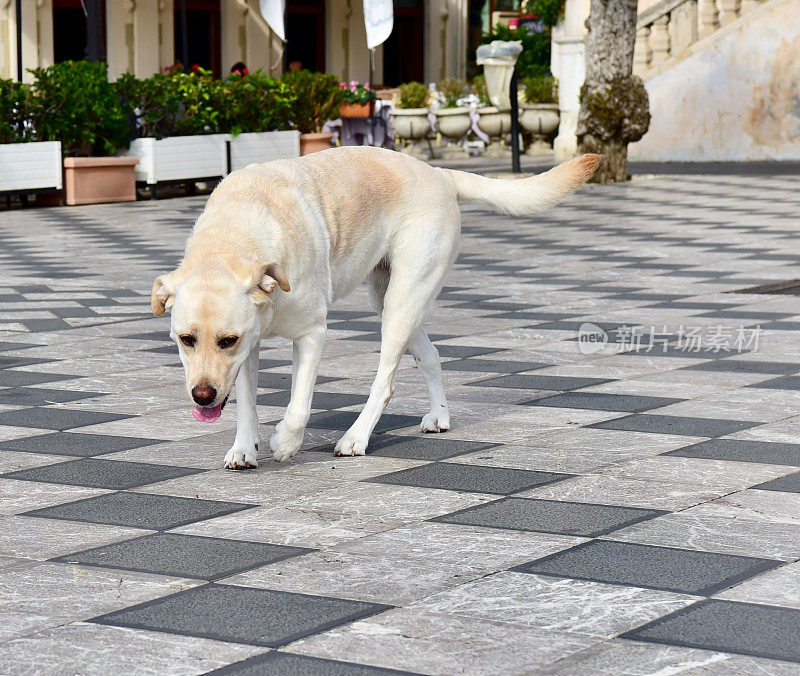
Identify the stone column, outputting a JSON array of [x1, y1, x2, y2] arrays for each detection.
[[552, 36, 586, 161], [699, 0, 719, 36], [633, 27, 652, 74], [718, 0, 741, 24], [650, 15, 671, 66]]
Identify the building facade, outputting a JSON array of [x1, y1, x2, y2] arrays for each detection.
[[0, 0, 473, 86]]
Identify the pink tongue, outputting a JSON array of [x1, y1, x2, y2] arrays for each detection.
[[192, 404, 222, 423]]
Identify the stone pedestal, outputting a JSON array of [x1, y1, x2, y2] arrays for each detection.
[[551, 36, 586, 162]]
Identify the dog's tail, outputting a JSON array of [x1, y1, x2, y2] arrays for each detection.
[[439, 153, 600, 216]]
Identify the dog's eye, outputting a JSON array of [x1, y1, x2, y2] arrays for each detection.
[[218, 336, 239, 350], [179, 334, 196, 348]]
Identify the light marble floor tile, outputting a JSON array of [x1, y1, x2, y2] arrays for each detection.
[[332, 522, 585, 571], [0, 622, 267, 676], [0, 450, 68, 472], [0, 516, 152, 559], [287, 482, 497, 521], [223, 550, 486, 605], [0, 478, 110, 516], [683, 489, 800, 525], [172, 504, 405, 548], [597, 456, 795, 492], [283, 608, 599, 675], [519, 474, 725, 510], [0, 562, 201, 622], [410, 571, 699, 638], [715, 561, 800, 609], [535, 638, 800, 675], [605, 512, 800, 561]]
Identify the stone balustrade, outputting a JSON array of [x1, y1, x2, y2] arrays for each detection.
[[634, 0, 761, 74]]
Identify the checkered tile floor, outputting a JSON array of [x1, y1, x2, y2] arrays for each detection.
[[2, 170, 800, 674]]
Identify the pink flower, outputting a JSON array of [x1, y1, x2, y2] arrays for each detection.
[[364, 82, 370, 89], [339, 82, 347, 89], [242, 68, 249, 74]]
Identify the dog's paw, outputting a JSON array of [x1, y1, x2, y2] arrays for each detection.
[[224, 444, 258, 470], [270, 422, 304, 462], [421, 408, 450, 433], [333, 433, 368, 457]]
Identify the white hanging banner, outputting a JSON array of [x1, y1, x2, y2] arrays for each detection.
[[259, 0, 286, 42], [363, 0, 393, 50]]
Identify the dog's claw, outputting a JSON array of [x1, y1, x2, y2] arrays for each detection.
[[223, 446, 258, 470], [420, 411, 450, 434]]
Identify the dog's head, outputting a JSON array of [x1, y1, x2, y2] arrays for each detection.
[[151, 259, 290, 422]]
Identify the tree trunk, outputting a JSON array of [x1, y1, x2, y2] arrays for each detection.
[[578, 0, 640, 183]]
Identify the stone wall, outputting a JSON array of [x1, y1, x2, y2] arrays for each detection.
[[630, 0, 800, 161]]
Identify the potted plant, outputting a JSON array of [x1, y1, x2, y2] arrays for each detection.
[[433, 78, 471, 158], [0, 77, 62, 195], [117, 64, 228, 188], [220, 70, 299, 171], [28, 61, 136, 205], [520, 75, 559, 155], [474, 74, 512, 158], [281, 70, 345, 155], [339, 81, 377, 118], [390, 81, 431, 157]]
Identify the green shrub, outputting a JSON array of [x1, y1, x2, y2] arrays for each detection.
[[398, 81, 429, 109], [523, 75, 558, 104], [479, 25, 550, 80], [471, 74, 491, 106], [0, 79, 29, 144], [28, 61, 129, 156], [525, 0, 566, 28], [437, 78, 468, 108], [280, 70, 345, 134], [219, 70, 295, 136]]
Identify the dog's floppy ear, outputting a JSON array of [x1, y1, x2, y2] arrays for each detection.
[[250, 262, 290, 304], [151, 273, 176, 316]]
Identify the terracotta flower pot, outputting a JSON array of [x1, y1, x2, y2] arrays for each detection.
[[340, 101, 375, 118], [63, 156, 139, 206], [299, 132, 334, 156]]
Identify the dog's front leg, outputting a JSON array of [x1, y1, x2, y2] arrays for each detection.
[[223, 343, 260, 469], [271, 324, 325, 462]]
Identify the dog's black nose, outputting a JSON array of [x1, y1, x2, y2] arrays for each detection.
[[192, 384, 216, 406]]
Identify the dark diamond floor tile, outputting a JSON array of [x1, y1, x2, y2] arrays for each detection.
[[257, 391, 369, 410], [369, 462, 570, 495], [90, 584, 389, 648], [53, 533, 311, 580], [306, 411, 419, 432], [752, 471, 800, 493], [0, 407, 133, 431], [587, 414, 759, 437], [747, 376, 800, 390], [0, 432, 164, 457], [468, 374, 612, 390], [123, 331, 171, 342], [326, 310, 376, 321], [697, 310, 795, 320], [524, 392, 682, 412], [434, 345, 504, 358], [0, 387, 103, 406], [0, 356, 54, 369], [2, 458, 202, 490], [0, 341, 42, 352], [432, 498, 664, 537], [258, 358, 293, 370], [681, 360, 800, 375], [208, 652, 415, 675], [367, 436, 499, 461], [22, 491, 254, 529], [618, 346, 737, 359], [761, 321, 800, 331], [486, 312, 578, 321], [621, 599, 800, 663], [664, 439, 800, 466], [512, 540, 781, 595], [441, 359, 548, 373], [0, 371, 76, 387]]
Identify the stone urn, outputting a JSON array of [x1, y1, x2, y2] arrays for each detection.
[[390, 107, 430, 158], [477, 106, 512, 158], [434, 107, 472, 159], [520, 103, 560, 155]]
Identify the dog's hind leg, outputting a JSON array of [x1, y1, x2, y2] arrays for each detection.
[[335, 227, 457, 457], [224, 343, 260, 469], [270, 324, 326, 461], [408, 329, 450, 433]]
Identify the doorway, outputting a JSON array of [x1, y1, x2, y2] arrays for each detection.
[[52, 0, 106, 63], [174, 0, 221, 77], [285, 0, 326, 72], [382, 0, 425, 86]]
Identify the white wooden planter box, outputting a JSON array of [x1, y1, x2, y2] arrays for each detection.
[[122, 134, 228, 184], [228, 131, 300, 171], [0, 141, 62, 192]]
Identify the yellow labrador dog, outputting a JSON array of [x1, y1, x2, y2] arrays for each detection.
[[151, 146, 598, 468]]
